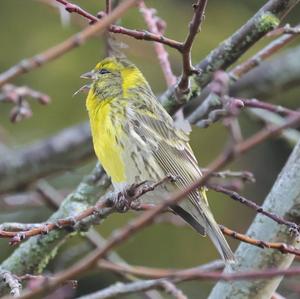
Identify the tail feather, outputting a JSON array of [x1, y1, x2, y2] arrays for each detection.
[[173, 203, 235, 264], [204, 211, 235, 264]]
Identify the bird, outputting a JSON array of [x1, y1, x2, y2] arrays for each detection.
[[81, 56, 235, 263]]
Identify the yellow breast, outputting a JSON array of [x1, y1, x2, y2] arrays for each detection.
[[86, 91, 126, 183]]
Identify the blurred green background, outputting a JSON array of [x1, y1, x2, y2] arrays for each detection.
[[0, 0, 299, 298]]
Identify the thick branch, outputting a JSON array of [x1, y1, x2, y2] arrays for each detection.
[[0, 165, 110, 278], [0, 122, 92, 193], [176, 0, 208, 94]]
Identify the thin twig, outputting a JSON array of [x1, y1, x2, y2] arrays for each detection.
[[220, 225, 300, 256], [0, 84, 50, 122], [54, 0, 182, 49], [76, 278, 187, 299], [97, 259, 224, 279], [202, 169, 255, 183], [176, 0, 208, 95], [209, 184, 300, 234], [230, 24, 300, 79], [267, 23, 300, 37], [139, 1, 176, 87], [241, 98, 300, 116]]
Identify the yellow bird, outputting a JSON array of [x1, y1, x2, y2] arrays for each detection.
[[82, 56, 235, 263]]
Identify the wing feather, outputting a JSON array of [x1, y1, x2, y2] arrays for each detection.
[[125, 104, 209, 228]]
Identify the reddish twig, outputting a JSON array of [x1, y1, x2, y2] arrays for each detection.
[[240, 98, 300, 117], [230, 24, 300, 79], [98, 259, 225, 279], [176, 0, 208, 95], [0, 0, 139, 88], [220, 225, 300, 256], [267, 23, 300, 37], [55, 0, 182, 49], [159, 280, 188, 299], [235, 115, 300, 155], [139, 1, 176, 87], [202, 169, 255, 183]]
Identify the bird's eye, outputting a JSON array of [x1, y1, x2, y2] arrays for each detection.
[[98, 69, 110, 75]]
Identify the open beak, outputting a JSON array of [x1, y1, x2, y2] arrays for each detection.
[[73, 70, 95, 96], [80, 71, 95, 79]]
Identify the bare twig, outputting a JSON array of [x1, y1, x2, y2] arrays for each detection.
[[220, 225, 300, 256], [37, 180, 164, 299], [76, 279, 187, 299], [241, 98, 299, 116], [248, 109, 300, 146], [267, 23, 300, 37], [54, 0, 182, 49], [176, 0, 208, 96], [202, 169, 255, 183], [230, 24, 300, 79], [139, 1, 176, 87], [0, 178, 172, 244], [97, 259, 225, 279], [209, 184, 300, 234], [0, 84, 50, 122]]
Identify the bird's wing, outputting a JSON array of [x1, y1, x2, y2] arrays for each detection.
[[125, 103, 209, 234]]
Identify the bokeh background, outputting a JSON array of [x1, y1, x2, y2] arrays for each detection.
[[0, 0, 300, 298]]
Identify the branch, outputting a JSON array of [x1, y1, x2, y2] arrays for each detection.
[[220, 225, 300, 256], [209, 138, 300, 299], [0, 0, 139, 88], [54, 0, 182, 49], [176, 0, 208, 95], [248, 109, 300, 146], [138, 1, 176, 87], [160, 0, 299, 114], [0, 270, 21, 297], [75, 279, 187, 299], [0, 122, 92, 193], [209, 184, 300, 234], [0, 164, 110, 278], [97, 259, 224, 279], [187, 71, 299, 128], [0, 84, 50, 122], [203, 169, 255, 183], [230, 44, 300, 99], [229, 24, 300, 79]]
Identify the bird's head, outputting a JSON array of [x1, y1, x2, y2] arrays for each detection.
[[79, 57, 149, 103]]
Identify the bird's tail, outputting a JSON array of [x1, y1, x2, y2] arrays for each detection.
[[173, 198, 235, 264], [202, 207, 235, 264]]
